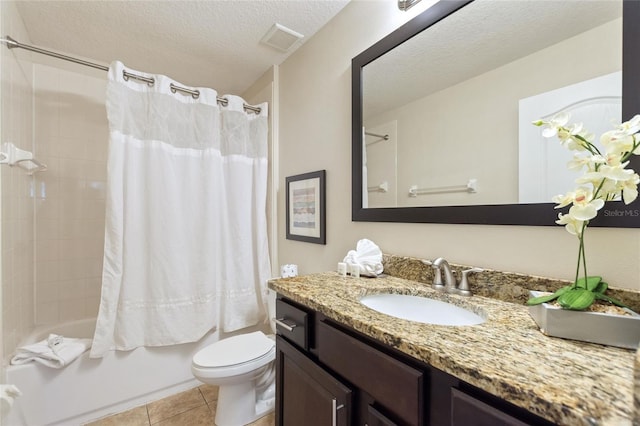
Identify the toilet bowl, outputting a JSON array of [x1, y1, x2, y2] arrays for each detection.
[[191, 331, 276, 426]]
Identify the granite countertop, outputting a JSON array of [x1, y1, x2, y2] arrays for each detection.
[[269, 272, 637, 426]]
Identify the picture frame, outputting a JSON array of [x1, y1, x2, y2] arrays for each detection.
[[286, 170, 326, 244]]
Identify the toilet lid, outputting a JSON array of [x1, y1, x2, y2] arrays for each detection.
[[193, 331, 275, 368]]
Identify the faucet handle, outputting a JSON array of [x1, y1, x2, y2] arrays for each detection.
[[422, 259, 444, 291], [458, 267, 483, 296]]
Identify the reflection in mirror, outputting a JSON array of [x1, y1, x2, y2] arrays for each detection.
[[363, 0, 621, 208], [352, 0, 640, 226], [518, 72, 621, 203]]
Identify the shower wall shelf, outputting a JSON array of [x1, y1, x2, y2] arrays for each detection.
[[0, 142, 47, 175]]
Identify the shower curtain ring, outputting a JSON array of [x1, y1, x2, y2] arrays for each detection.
[[122, 70, 155, 87], [169, 83, 200, 99]]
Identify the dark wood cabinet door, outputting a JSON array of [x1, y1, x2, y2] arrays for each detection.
[[367, 405, 399, 426], [317, 320, 424, 425], [276, 335, 352, 426], [451, 388, 530, 426]]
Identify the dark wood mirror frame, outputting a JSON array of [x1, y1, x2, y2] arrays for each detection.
[[352, 0, 640, 227]]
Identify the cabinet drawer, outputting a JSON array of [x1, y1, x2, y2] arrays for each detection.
[[317, 320, 424, 425], [451, 388, 530, 426], [275, 298, 309, 350]]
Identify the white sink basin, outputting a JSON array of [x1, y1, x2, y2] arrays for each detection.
[[360, 293, 485, 326]]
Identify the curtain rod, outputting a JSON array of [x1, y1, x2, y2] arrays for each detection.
[[1, 35, 262, 114]]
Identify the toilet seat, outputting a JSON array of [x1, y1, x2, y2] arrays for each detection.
[[192, 331, 276, 379]]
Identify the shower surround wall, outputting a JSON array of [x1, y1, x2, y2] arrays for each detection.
[[32, 62, 108, 327], [1, 16, 108, 358], [1, 1, 36, 362]]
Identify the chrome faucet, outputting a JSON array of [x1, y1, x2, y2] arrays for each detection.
[[432, 257, 457, 293]]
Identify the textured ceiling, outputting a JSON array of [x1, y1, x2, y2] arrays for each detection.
[[363, 0, 622, 119], [15, 0, 350, 94]]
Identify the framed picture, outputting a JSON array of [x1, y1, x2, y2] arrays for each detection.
[[286, 170, 326, 244]]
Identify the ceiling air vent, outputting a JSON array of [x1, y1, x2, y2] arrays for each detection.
[[260, 23, 304, 52]]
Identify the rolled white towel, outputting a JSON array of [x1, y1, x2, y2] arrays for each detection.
[[343, 239, 384, 277], [10, 334, 92, 369]]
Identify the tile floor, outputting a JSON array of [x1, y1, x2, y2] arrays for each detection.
[[85, 385, 275, 426]]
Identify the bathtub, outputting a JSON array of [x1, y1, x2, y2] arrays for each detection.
[[5, 318, 220, 426]]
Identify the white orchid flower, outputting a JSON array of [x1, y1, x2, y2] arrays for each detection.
[[599, 179, 622, 200], [557, 122, 583, 141], [534, 112, 592, 151], [569, 199, 604, 221], [576, 163, 634, 188], [557, 123, 586, 149], [601, 116, 640, 156], [554, 187, 604, 221], [601, 129, 635, 154], [604, 152, 624, 167], [618, 114, 640, 135], [535, 112, 570, 138], [556, 212, 585, 236], [622, 173, 640, 204], [599, 163, 635, 181], [552, 191, 575, 208], [574, 172, 604, 188], [564, 136, 590, 152], [567, 154, 605, 172]]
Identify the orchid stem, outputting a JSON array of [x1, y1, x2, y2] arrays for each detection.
[[574, 235, 581, 289], [581, 229, 588, 284], [575, 223, 588, 288]]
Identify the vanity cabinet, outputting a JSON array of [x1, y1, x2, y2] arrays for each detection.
[[275, 295, 553, 426]]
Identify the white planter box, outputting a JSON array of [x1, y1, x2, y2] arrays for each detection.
[[528, 291, 640, 349]]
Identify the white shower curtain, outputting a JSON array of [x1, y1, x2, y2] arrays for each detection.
[[90, 61, 271, 358]]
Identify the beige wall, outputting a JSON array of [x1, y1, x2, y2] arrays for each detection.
[[278, 1, 640, 290], [243, 66, 279, 278], [1, 0, 36, 362]]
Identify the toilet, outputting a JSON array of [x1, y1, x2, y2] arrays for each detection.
[[191, 330, 276, 426]]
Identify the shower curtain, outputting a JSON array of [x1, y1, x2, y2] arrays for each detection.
[[90, 61, 271, 357]]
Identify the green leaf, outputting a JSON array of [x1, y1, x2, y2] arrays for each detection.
[[526, 286, 571, 306], [595, 293, 634, 311], [557, 288, 596, 310], [593, 281, 608, 294], [575, 276, 602, 291]]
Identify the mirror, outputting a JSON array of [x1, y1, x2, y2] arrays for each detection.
[[352, 0, 640, 227]]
